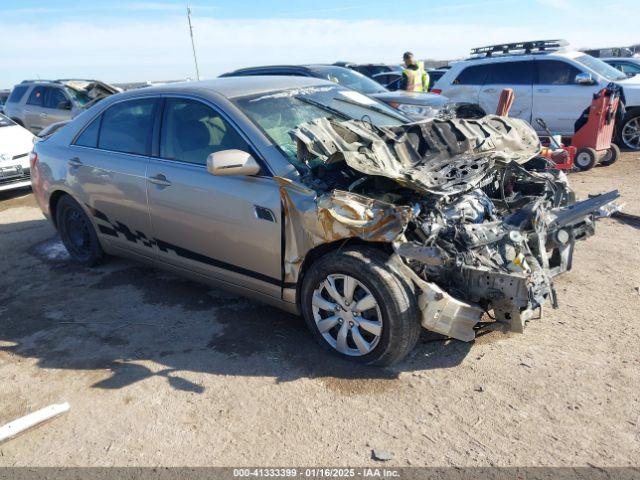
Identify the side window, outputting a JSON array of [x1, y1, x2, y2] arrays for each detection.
[[98, 98, 156, 155], [454, 64, 490, 85], [620, 63, 640, 75], [160, 98, 249, 166], [535, 60, 581, 85], [27, 86, 45, 106], [484, 61, 533, 85], [74, 115, 102, 148], [8, 86, 29, 103], [44, 88, 68, 109]]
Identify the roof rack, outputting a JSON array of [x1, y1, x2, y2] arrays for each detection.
[[470, 39, 568, 57]]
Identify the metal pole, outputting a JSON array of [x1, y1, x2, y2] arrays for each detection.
[[187, 5, 200, 81]]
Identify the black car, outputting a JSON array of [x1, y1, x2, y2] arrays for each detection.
[[220, 64, 448, 120]]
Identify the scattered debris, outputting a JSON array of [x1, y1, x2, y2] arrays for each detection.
[[0, 402, 70, 444], [372, 449, 394, 462], [474, 385, 485, 392]]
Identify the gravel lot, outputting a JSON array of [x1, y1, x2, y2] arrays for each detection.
[[0, 153, 639, 467]]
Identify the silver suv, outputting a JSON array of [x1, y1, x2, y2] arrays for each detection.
[[4, 79, 118, 134], [31, 77, 617, 365]]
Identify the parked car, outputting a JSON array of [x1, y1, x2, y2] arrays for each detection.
[[220, 65, 449, 120], [31, 77, 617, 365], [0, 90, 10, 114], [3, 79, 119, 134], [334, 62, 401, 79], [602, 57, 640, 77], [334, 62, 403, 89], [0, 113, 35, 192], [433, 40, 640, 150]]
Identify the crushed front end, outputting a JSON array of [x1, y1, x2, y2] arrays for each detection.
[[288, 115, 620, 341]]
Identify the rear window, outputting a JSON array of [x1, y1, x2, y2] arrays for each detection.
[[454, 64, 491, 85], [27, 86, 45, 106], [484, 61, 533, 85], [98, 99, 157, 156], [75, 115, 102, 148], [7, 86, 29, 103]]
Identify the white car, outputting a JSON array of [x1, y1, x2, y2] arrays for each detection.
[[433, 40, 640, 150], [0, 113, 35, 192]]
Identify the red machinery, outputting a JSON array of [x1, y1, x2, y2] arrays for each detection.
[[536, 85, 622, 171]]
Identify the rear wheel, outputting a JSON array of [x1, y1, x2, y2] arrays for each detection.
[[575, 147, 598, 171], [55, 195, 105, 266], [600, 143, 620, 166], [300, 247, 421, 366]]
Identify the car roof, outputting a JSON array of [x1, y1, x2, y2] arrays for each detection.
[[112, 76, 333, 100]]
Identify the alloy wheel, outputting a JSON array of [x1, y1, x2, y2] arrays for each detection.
[[311, 274, 383, 356], [622, 117, 640, 150]]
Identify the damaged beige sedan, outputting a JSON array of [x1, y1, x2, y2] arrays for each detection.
[[32, 77, 619, 365]]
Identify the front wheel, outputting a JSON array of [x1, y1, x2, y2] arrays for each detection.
[[300, 247, 421, 366], [618, 113, 640, 151]]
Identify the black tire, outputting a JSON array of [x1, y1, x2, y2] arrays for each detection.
[[600, 143, 620, 166], [55, 195, 105, 267], [616, 110, 640, 151], [300, 246, 421, 366], [574, 147, 598, 171]]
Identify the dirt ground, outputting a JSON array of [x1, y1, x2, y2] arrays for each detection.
[[0, 153, 639, 467]]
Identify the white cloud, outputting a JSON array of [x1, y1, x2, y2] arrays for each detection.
[[1, 15, 637, 87]]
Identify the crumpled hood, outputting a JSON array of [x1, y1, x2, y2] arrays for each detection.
[[290, 115, 541, 195]]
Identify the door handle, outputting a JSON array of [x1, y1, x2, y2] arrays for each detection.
[[537, 88, 551, 93], [254, 205, 276, 222], [149, 173, 171, 187], [67, 157, 82, 167], [483, 88, 497, 94], [40, 112, 48, 118]]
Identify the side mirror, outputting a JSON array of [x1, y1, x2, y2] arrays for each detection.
[[575, 73, 595, 85], [206, 149, 261, 176], [57, 100, 72, 110]]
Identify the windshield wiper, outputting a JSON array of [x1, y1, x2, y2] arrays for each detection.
[[294, 96, 351, 120], [334, 96, 408, 122]]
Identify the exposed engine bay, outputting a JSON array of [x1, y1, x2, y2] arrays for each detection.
[[284, 115, 620, 340]]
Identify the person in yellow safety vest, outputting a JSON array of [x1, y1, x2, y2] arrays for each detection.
[[400, 51, 429, 92]]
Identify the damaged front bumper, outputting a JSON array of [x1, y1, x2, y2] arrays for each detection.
[[284, 115, 621, 342]]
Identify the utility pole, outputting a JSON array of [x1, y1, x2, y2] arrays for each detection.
[[187, 5, 200, 81]]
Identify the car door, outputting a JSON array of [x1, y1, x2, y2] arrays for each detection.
[[24, 86, 47, 132], [42, 87, 74, 128], [532, 59, 602, 135], [146, 96, 283, 298], [441, 63, 489, 104], [478, 60, 533, 121], [69, 96, 159, 258]]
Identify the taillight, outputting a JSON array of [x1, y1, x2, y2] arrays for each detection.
[[431, 89, 442, 95], [29, 151, 38, 170]]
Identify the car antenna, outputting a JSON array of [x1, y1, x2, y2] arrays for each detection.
[[187, 4, 201, 81]]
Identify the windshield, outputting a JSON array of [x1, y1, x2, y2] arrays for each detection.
[[64, 87, 91, 107], [574, 54, 628, 81], [309, 66, 388, 94], [0, 113, 16, 128], [234, 85, 406, 168]]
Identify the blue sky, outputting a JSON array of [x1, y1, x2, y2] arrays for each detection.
[[2, 0, 637, 88]]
